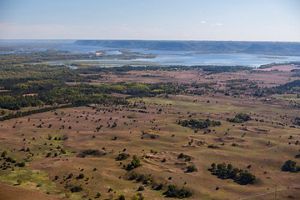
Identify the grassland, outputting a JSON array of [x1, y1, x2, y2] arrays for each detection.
[[0, 56, 299, 199]]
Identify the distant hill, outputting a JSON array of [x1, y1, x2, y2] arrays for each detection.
[[75, 40, 300, 56]]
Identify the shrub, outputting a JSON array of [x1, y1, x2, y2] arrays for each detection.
[[116, 153, 130, 161], [185, 165, 197, 173], [15, 162, 25, 167], [281, 160, 300, 172], [235, 170, 256, 185], [152, 183, 164, 191], [131, 193, 144, 200], [177, 153, 192, 162], [293, 117, 300, 126], [69, 185, 82, 193], [117, 194, 126, 200], [76, 173, 84, 179], [77, 149, 106, 158], [95, 192, 101, 198], [1, 151, 7, 157], [137, 185, 145, 191]]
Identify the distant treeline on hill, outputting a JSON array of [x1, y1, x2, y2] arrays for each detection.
[[75, 40, 300, 56], [76, 65, 251, 74]]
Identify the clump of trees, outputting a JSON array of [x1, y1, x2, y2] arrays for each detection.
[[0, 95, 43, 110], [163, 185, 192, 198], [281, 160, 300, 172], [0, 105, 71, 121], [227, 113, 251, 123], [270, 80, 300, 94], [208, 163, 256, 185], [178, 119, 221, 129], [253, 80, 300, 97]]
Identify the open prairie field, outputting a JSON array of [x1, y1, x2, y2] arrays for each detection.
[[0, 62, 299, 200]]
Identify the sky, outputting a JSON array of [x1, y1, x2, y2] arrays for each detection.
[[0, 0, 299, 41]]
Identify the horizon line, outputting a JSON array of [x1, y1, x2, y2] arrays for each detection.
[[1, 39, 300, 43]]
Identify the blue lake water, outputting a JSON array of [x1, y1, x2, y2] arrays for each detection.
[[134, 52, 300, 67], [54, 43, 300, 67]]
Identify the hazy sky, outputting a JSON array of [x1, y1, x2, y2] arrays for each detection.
[[0, 0, 299, 41]]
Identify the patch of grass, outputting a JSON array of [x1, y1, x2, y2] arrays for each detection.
[[0, 168, 60, 194]]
